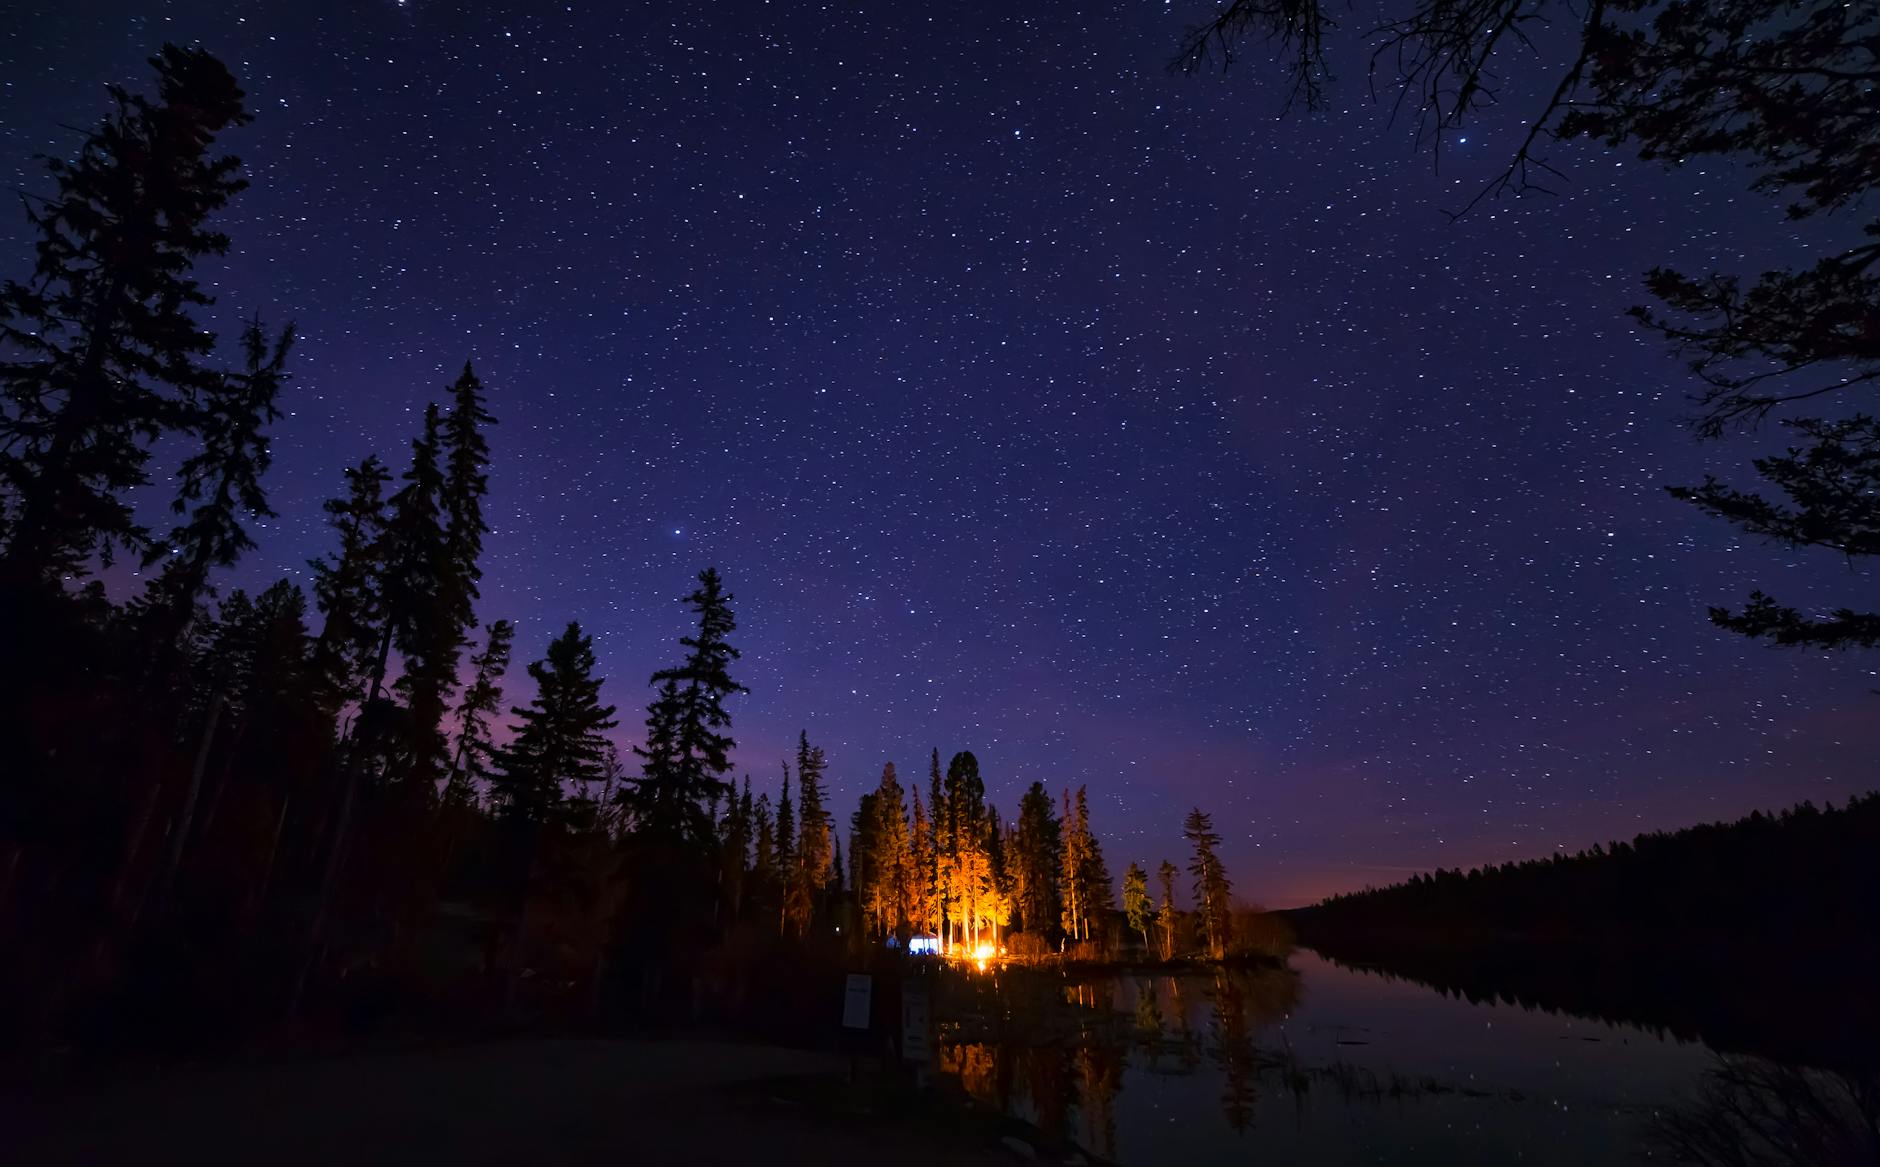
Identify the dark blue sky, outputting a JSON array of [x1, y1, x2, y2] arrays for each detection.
[[5, 1, 1874, 904]]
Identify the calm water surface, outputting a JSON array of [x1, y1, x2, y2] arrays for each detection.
[[934, 949, 1870, 1165]]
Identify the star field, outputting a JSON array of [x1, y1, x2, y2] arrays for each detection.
[[5, 1, 1875, 905]]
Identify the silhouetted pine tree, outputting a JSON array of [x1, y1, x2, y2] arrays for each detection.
[[1061, 788, 1092, 942], [1078, 788, 1115, 922], [492, 622, 618, 823], [1124, 862, 1152, 952], [1157, 860, 1181, 959], [861, 762, 909, 939], [944, 751, 986, 845], [0, 46, 251, 589], [309, 456, 390, 714], [942, 752, 991, 950], [928, 748, 946, 940], [908, 783, 935, 937], [626, 568, 746, 848], [439, 363, 493, 635], [1014, 780, 1063, 941], [1184, 808, 1231, 959], [851, 790, 878, 929], [383, 404, 455, 785], [792, 731, 832, 924], [722, 776, 753, 919], [775, 763, 796, 874], [137, 316, 292, 667], [775, 762, 799, 935], [752, 791, 776, 889], [445, 618, 514, 807]]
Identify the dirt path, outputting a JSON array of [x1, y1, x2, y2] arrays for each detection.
[[5, 1039, 1017, 1165]]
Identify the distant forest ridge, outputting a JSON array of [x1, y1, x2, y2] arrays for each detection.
[[1292, 791, 1880, 943]]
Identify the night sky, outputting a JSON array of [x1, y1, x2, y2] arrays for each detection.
[[5, 2, 1874, 906]]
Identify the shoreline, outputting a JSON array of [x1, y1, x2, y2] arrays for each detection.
[[4, 1035, 1108, 1165]]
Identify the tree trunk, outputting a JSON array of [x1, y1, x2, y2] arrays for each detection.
[[194, 716, 250, 848], [107, 765, 164, 917], [288, 754, 358, 1022], [247, 793, 290, 922], [152, 691, 225, 920]]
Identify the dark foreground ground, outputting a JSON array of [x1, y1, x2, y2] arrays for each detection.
[[3, 1039, 1057, 1165]]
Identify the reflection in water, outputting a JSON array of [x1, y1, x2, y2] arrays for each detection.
[[1209, 970, 1258, 1133], [1649, 1056, 1880, 1167], [1133, 977, 1161, 1052], [1299, 931, 1880, 1075], [932, 953, 1880, 1166], [938, 965, 1302, 1158], [1077, 1041, 1123, 1156]]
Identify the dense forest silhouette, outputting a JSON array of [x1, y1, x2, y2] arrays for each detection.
[[1297, 793, 1880, 944], [0, 47, 1262, 1055], [1291, 794, 1880, 1070]]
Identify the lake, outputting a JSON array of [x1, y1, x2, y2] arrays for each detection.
[[932, 948, 1878, 1165]]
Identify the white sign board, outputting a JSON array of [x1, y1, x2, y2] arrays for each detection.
[[842, 973, 873, 1029], [900, 982, 931, 1062]]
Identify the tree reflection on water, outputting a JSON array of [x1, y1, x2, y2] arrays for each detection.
[[932, 958, 1880, 1166], [936, 964, 1301, 1158]]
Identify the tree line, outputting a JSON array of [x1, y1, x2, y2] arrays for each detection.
[[1288, 793, 1880, 1075], [716, 746, 1247, 962], [1294, 792, 1880, 946]]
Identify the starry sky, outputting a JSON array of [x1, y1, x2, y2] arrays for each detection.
[[5, 1, 1875, 906]]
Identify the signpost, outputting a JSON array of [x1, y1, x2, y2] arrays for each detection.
[[900, 981, 930, 1061], [842, 973, 873, 1030], [901, 979, 932, 1087]]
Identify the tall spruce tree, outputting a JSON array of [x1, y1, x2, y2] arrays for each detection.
[[1013, 780, 1063, 940], [792, 730, 832, 923], [140, 315, 292, 658], [942, 751, 986, 949], [0, 45, 252, 588], [626, 567, 747, 847], [1061, 787, 1091, 942], [927, 748, 946, 942], [774, 762, 798, 934], [908, 783, 935, 938], [445, 618, 514, 807], [1183, 808, 1232, 959], [439, 362, 493, 637], [309, 456, 390, 714], [851, 790, 880, 933], [723, 776, 754, 919], [753, 790, 776, 888], [944, 751, 986, 845], [775, 762, 796, 876], [862, 762, 910, 938], [383, 404, 456, 784], [1157, 860, 1180, 960], [1077, 787, 1116, 923], [492, 622, 618, 823], [1124, 862, 1152, 953]]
